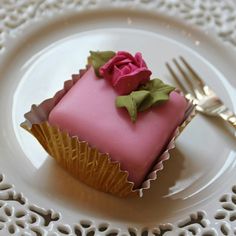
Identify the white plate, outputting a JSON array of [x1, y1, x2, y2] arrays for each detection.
[[0, 1, 236, 235]]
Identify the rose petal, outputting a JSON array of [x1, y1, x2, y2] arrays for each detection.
[[112, 64, 138, 85], [116, 58, 133, 67], [135, 52, 147, 68], [112, 65, 122, 84], [100, 54, 129, 79], [128, 63, 139, 71], [117, 51, 135, 61], [99, 66, 112, 81], [100, 55, 126, 75], [122, 65, 132, 75], [113, 68, 152, 95]]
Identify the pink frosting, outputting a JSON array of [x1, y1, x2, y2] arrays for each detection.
[[99, 51, 152, 95], [49, 67, 187, 187]]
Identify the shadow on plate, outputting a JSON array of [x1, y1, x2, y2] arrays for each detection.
[[33, 147, 185, 223]]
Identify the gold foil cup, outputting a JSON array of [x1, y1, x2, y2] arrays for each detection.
[[21, 68, 195, 198]]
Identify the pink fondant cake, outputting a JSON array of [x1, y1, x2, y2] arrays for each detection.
[[49, 62, 187, 187]]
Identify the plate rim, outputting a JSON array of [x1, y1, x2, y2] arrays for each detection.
[[0, 0, 236, 235]]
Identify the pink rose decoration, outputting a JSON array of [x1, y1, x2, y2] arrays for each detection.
[[99, 51, 152, 95]]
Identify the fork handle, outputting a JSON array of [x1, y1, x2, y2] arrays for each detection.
[[219, 110, 236, 130]]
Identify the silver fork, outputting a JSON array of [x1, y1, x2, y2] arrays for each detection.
[[166, 56, 236, 130]]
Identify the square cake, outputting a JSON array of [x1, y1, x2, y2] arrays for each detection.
[[22, 50, 191, 196], [48, 51, 187, 187]]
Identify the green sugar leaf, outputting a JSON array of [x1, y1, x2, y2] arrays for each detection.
[[116, 78, 175, 122], [138, 91, 169, 112], [138, 79, 175, 111], [140, 79, 175, 93], [130, 90, 150, 107], [88, 51, 115, 77], [116, 95, 137, 123], [116, 90, 150, 123]]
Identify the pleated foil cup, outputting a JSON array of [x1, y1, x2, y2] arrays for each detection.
[[21, 68, 195, 198]]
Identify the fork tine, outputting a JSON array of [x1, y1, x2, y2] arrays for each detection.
[[180, 56, 205, 88], [172, 58, 197, 96], [165, 62, 188, 94]]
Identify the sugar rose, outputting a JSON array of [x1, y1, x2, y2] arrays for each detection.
[[99, 51, 152, 95]]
